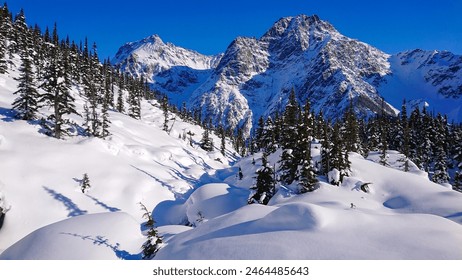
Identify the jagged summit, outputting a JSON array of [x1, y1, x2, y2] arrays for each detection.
[[112, 34, 222, 83], [113, 14, 462, 136]]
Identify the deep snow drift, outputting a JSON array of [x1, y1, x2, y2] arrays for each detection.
[[1, 62, 462, 259]]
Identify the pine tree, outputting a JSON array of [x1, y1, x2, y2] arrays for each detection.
[[454, 171, 462, 192], [297, 99, 318, 193], [342, 100, 362, 154], [39, 43, 77, 139], [0, 6, 8, 74], [12, 9, 29, 54], [139, 202, 163, 260], [12, 47, 39, 120], [161, 95, 169, 132], [254, 116, 265, 151], [278, 89, 301, 185], [432, 144, 450, 185], [249, 158, 275, 205], [81, 173, 91, 193], [431, 114, 450, 184], [260, 116, 277, 153], [127, 79, 141, 119], [378, 99, 389, 166], [279, 148, 298, 185], [116, 86, 125, 113], [299, 157, 318, 193], [320, 120, 332, 175], [101, 93, 111, 138], [220, 127, 226, 156], [200, 124, 214, 152], [328, 122, 350, 184], [400, 100, 411, 171]]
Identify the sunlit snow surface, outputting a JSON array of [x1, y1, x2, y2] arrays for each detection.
[[1, 62, 462, 259]]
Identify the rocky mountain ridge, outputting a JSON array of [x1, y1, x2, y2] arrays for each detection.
[[113, 15, 462, 136]]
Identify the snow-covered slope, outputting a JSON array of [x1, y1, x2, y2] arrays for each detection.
[[379, 49, 462, 120], [1, 52, 462, 260], [0, 64, 233, 259], [155, 151, 462, 260], [114, 15, 462, 136]]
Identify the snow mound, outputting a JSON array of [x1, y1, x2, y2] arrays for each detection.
[[156, 199, 462, 260], [185, 183, 249, 226], [0, 212, 144, 260]]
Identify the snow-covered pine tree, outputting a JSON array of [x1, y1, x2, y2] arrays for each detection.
[[400, 100, 411, 171], [219, 126, 226, 156], [328, 122, 350, 184], [249, 154, 275, 205], [81, 173, 91, 193], [12, 9, 29, 55], [127, 78, 141, 120], [452, 126, 462, 181], [431, 114, 450, 184], [12, 45, 39, 120], [378, 98, 390, 166], [299, 147, 318, 193], [278, 89, 301, 185], [101, 92, 111, 138], [342, 100, 362, 154], [116, 75, 125, 113], [454, 171, 462, 192], [320, 120, 332, 175], [254, 116, 266, 152], [139, 202, 163, 260], [161, 95, 169, 132], [260, 116, 277, 153], [432, 144, 450, 185], [39, 33, 77, 139], [199, 122, 214, 152], [0, 6, 9, 74], [418, 107, 433, 172], [298, 99, 318, 193]]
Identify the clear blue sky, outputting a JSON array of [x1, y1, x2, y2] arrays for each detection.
[[6, 0, 462, 59]]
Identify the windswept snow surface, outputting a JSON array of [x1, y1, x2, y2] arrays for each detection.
[[1, 63, 462, 259], [0, 64, 232, 259], [155, 152, 462, 259]]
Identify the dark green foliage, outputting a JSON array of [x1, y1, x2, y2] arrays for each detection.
[[81, 173, 91, 193], [139, 202, 163, 260], [249, 162, 275, 205], [220, 127, 226, 156], [342, 100, 362, 154], [200, 124, 214, 152], [13, 49, 39, 120], [454, 171, 462, 192], [299, 154, 318, 193], [278, 89, 301, 184], [39, 45, 77, 139], [0, 6, 9, 74], [161, 95, 169, 132]]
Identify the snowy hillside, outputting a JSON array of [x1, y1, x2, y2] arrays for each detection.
[[0, 62, 235, 258], [115, 15, 462, 136], [379, 49, 462, 121]]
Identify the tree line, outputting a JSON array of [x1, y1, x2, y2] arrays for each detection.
[[0, 4, 159, 139]]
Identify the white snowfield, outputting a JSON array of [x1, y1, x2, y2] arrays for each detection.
[[1, 65, 462, 260]]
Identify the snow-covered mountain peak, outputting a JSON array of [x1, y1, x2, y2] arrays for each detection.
[[114, 14, 462, 136], [112, 34, 222, 83]]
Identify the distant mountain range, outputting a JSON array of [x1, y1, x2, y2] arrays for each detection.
[[112, 15, 462, 136]]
